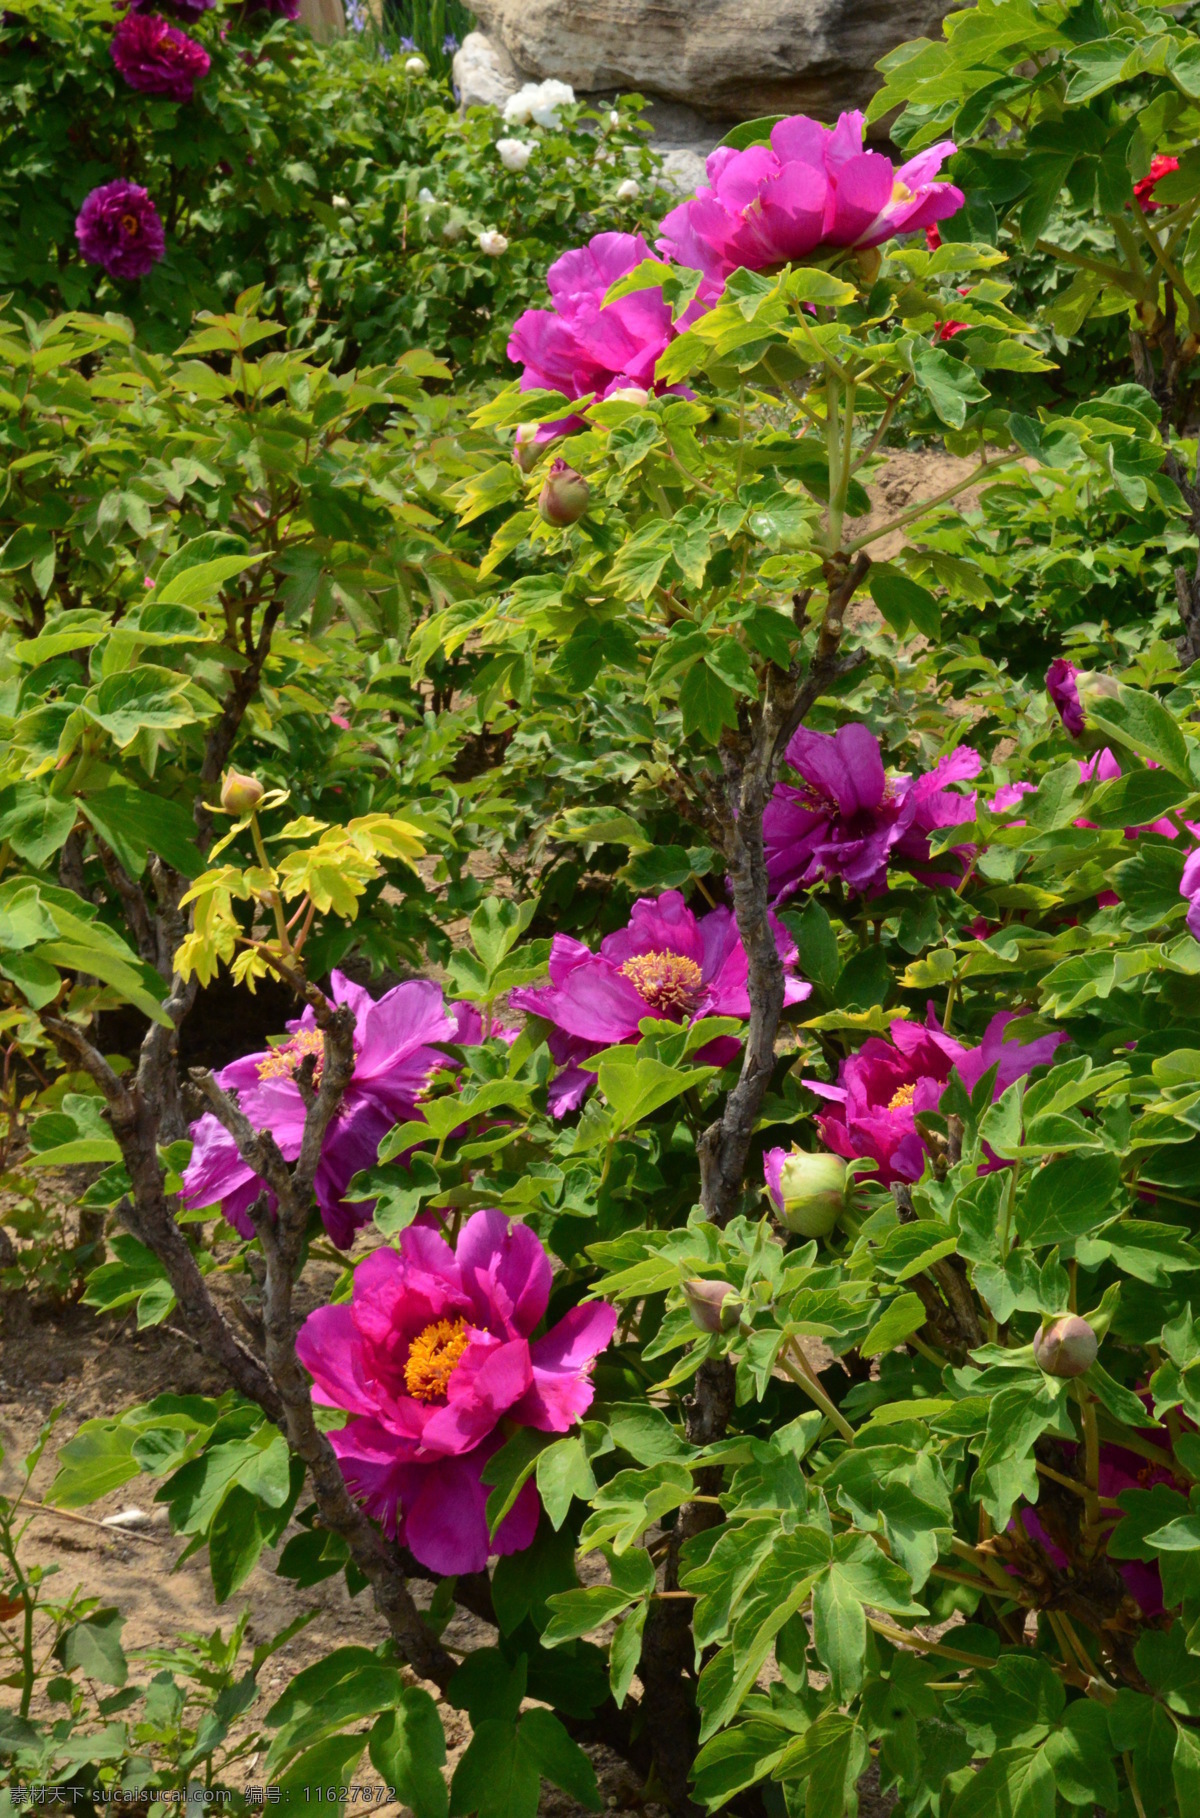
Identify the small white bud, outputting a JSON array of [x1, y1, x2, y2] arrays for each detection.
[[417, 187, 435, 205], [405, 55, 426, 74], [616, 178, 640, 201], [332, 193, 349, 209], [609, 110, 620, 127], [496, 138, 533, 173], [478, 230, 509, 257]]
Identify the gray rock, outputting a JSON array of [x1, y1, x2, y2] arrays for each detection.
[[453, 29, 523, 112], [468, 0, 957, 123], [657, 148, 711, 198]]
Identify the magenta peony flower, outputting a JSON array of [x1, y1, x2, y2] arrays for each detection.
[[763, 723, 981, 901], [509, 889, 810, 1116], [75, 180, 165, 281], [111, 11, 210, 100], [296, 1211, 617, 1573], [242, 0, 300, 16], [656, 111, 963, 286], [1046, 658, 1085, 737], [1077, 748, 1182, 842], [506, 231, 713, 439], [806, 1009, 1064, 1186], [1181, 848, 1200, 944], [181, 973, 458, 1247]]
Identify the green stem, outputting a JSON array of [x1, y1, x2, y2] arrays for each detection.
[[779, 1344, 855, 1443]]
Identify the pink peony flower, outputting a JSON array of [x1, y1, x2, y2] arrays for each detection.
[[764, 723, 981, 901], [296, 1211, 617, 1573], [110, 11, 210, 101], [181, 973, 458, 1247], [506, 231, 713, 439], [806, 1009, 1064, 1185], [75, 180, 165, 281], [509, 889, 810, 1116], [1077, 748, 1181, 841], [656, 111, 963, 286]]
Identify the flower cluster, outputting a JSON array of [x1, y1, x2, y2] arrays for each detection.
[[297, 1211, 616, 1573], [510, 889, 810, 1116], [182, 973, 459, 1247], [805, 1009, 1065, 1186], [110, 10, 211, 102], [507, 109, 963, 428]]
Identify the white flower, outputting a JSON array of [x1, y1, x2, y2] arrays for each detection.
[[609, 110, 620, 128], [405, 55, 427, 74], [417, 187, 435, 205], [332, 193, 350, 209], [478, 230, 509, 256], [496, 138, 533, 173], [503, 78, 575, 130], [616, 178, 640, 201]]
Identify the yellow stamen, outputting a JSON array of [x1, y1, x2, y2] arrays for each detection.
[[619, 950, 704, 1016], [888, 1082, 916, 1111], [891, 179, 914, 205], [120, 213, 140, 236], [257, 1025, 325, 1083], [404, 1317, 471, 1402]]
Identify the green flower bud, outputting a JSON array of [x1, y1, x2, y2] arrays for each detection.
[[683, 1279, 743, 1334], [513, 423, 542, 474], [1033, 1314, 1098, 1379], [220, 770, 264, 817], [768, 1148, 847, 1238], [538, 459, 590, 526]]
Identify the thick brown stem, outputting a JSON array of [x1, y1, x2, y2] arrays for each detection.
[[697, 561, 870, 1225], [637, 1357, 736, 1815]]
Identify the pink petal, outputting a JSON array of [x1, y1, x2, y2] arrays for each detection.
[[418, 1335, 532, 1456], [296, 1304, 378, 1415], [511, 1301, 618, 1432], [456, 1209, 552, 1338]]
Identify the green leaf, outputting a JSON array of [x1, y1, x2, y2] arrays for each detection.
[[718, 115, 788, 151], [788, 898, 840, 992], [680, 660, 739, 744], [870, 566, 942, 640], [81, 786, 202, 879], [208, 1485, 266, 1603], [1017, 1154, 1121, 1246], [369, 1689, 449, 1818], [1044, 1699, 1119, 1808], [519, 1708, 601, 1810], [59, 1610, 127, 1688], [152, 534, 257, 607], [608, 1602, 647, 1708], [948, 1746, 1056, 1818], [596, 1055, 719, 1131], [483, 1426, 554, 1538], [89, 667, 194, 748], [0, 783, 76, 868], [773, 1710, 867, 1818], [912, 345, 990, 428], [536, 1433, 604, 1530], [276, 1733, 367, 1806], [812, 1565, 867, 1702], [46, 1421, 140, 1508], [1087, 684, 1190, 781], [1088, 766, 1191, 830], [449, 1719, 540, 1818], [861, 1290, 928, 1357]]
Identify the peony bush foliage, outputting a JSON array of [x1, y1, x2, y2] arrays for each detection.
[[10, 0, 1200, 1814]]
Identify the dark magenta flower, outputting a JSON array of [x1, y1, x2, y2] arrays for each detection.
[[507, 231, 713, 439], [763, 723, 981, 900], [1181, 848, 1200, 943], [1046, 658, 1085, 737], [75, 180, 165, 281], [242, 0, 300, 17], [806, 1009, 1064, 1185], [656, 111, 963, 286], [509, 889, 810, 1116], [111, 10, 210, 98], [296, 1211, 617, 1573], [181, 973, 458, 1248]]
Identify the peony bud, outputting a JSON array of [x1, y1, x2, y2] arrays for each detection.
[[538, 458, 590, 525], [1074, 669, 1121, 712], [609, 110, 620, 128], [496, 138, 533, 173], [478, 230, 509, 257], [405, 54, 426, 74], [220, 770, 264, 817], [513, 422, 542, 473], [767, 1148, 847, 1238], [1033, 1314, 1098, 1379], [616, 178, 640, 202], [683, 1279, 743, 1334], [602, 386, 650, 407]]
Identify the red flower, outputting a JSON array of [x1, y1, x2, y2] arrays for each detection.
[[1134, 154, 1179, 214]]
